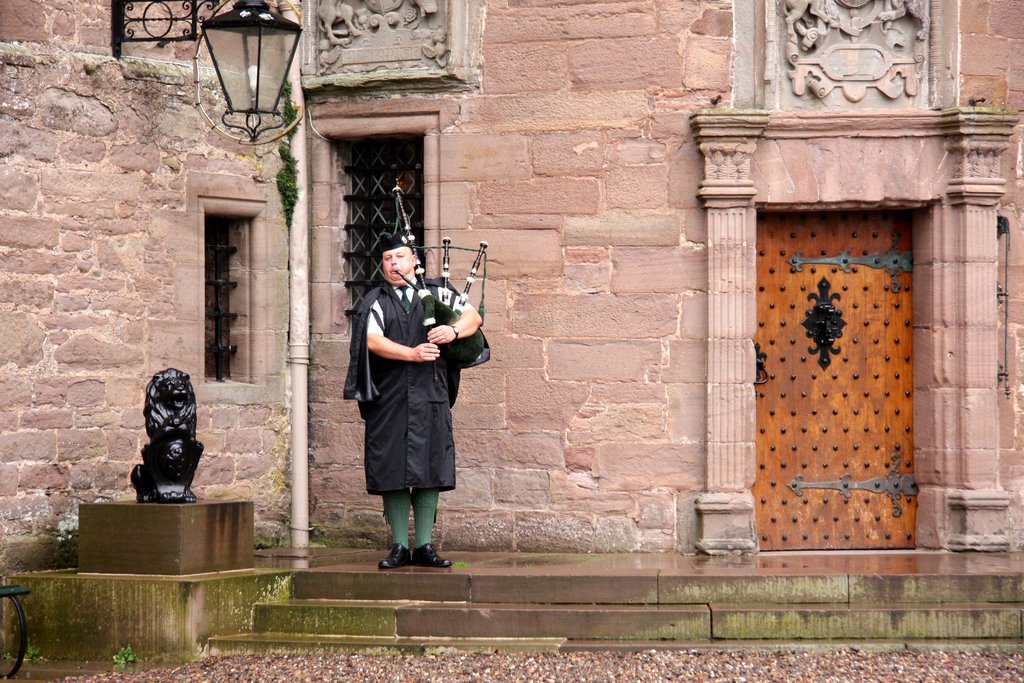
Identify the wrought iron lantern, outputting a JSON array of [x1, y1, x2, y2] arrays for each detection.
[[193, 0, 302, 144]]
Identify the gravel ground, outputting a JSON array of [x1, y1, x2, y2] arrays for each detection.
[[53, 649, 1024, 683]]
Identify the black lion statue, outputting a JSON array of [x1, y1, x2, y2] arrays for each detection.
[[131, 368, 204, 503]]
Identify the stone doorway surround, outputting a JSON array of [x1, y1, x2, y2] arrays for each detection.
[[692, 108, 1017, 554]]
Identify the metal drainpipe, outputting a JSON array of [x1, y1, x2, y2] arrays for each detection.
[[282, 2, 310, 549]]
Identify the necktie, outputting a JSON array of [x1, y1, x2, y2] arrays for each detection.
[[402, 287, 412, 313]]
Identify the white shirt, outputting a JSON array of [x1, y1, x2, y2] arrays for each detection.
[[366, 286, 411, 337]]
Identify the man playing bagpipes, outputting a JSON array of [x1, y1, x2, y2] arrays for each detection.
[[343, 189, 487, 570]]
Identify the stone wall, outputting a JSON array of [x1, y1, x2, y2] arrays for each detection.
[[306, 0, 1024, 554], [306, 0, 731, 552], [0, 5, 292, 571]]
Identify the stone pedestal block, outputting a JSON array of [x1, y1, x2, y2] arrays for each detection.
[[695, 492, 757, 555], [78, 501, 254, 575], [946, 490, 1011, 552]]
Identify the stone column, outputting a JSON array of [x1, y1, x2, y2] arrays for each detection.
[[691, 111, 769, 554], [933, 110, 1017, 550]]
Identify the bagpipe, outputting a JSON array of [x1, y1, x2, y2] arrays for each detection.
[[392, 186, 489, 368]]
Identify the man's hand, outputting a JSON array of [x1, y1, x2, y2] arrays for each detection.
[[427, 325, 458, 346], [410, 342, 441, 362]]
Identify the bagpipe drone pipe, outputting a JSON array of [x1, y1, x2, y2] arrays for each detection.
[[392, 187, 489, 368]]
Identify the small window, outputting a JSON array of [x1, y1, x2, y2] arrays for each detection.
[[343, 137, 425, 314], [204, 216, 248, 381]]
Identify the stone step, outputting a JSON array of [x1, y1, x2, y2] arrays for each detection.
[[711, 604, 1024, 640], [249, 599, 1024, 643], [291, 569, 1024, 605], [253, 600, 406, 637], [396, 603, 710, 641], [253, 600, 711, 641], [207, 632, 565, 656]]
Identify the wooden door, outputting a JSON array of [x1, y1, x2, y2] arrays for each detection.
[[754, 212, 917, 551]]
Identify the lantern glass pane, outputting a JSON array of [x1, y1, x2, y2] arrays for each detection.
[[204, 26, 298, 114]]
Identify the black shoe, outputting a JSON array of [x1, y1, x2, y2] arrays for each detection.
[[378, 544, 410, 569], [411, 543, 452, 568]]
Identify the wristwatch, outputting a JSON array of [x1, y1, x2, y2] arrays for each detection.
[[451, 325, 460, 339]]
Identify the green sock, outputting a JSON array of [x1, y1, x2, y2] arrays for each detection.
[[411, 488, 439, 548], [382, 489, 411, 548]]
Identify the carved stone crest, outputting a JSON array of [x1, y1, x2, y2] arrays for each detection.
[[782, 0, 929, 104], [317, 0, 449, 75]]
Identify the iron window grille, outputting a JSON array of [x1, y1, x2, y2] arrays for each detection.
[[343, 138, 425, 315], [111, 1, 216, 58], [205, 217, 239, 381]]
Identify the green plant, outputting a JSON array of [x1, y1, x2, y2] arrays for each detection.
[[24, 643, 42, 662], [113, 645, 137, 668], [275, 81, 301, 229]]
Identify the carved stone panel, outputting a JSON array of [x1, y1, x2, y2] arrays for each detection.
[[315, 0, 449, 76], [778, 0, 929, 107]]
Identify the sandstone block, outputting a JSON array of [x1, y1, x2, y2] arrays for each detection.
[[108, 144, 161, 173], [590, 382, 667, 404], [0, 464, 16, 496], [569, 36, 682, 90], [442, 467, 494, 510], [991, 1, 1024, 38], [594, 442, 704, 492], [612, 245, 707, 293], [607, 164, 670, 210], [0, 166, 37, 211], [961, 35, 1011, 77], [457, 429, 565, 469], [511, 292, 678, 338], [531, 132, 607, 177], [39, 88, 117, 136], [54, 335, 143, 371], [18, 409, 73, 430], [691, 7, 733, 36], [565, 212, 680, 247], [452, 403, 507, 430], [0, 216, 59, 250], [0, 121, 57, 161], [41, 169, 142, 202], [439, 134, 531, 181], [595, 515, 640, 551], [585, 403, 666, 441], [506, 369, 589, 431], [667, 383, 707, 442], [486, 4, 657, 44], [682, 35, 731, 90], [515, 511, 594, 552], [493, 469, 551, 508], [0, 376, 31, 410], [0, 431, 56, 463], [444, 227, 563, 279], [0, 280, 53, 309], [478, 177, 599, 215], [549, 340, 661, 381], [615, 139, 668, 165], [962, 389, 999, 452], [563, 263, 611, 292], [18, 463, 69, 492], [681, 293, 708, 339], [440, 511, 513, 551], [483, 41, 568, 94], [57, 429, 108, 462], [0, 311, 45, 368], [665, 339, 707, 383], [460, 92, 648, 133], [548, 471, 636, 514], [0, 0, 48, 41]]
